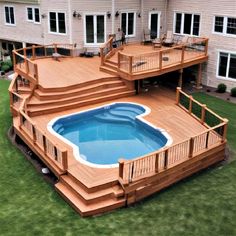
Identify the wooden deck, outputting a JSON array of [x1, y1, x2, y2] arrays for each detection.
[[9, 42, 227, 216]]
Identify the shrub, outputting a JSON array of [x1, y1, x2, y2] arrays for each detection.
[[231, 87, 236, 97], [217, 83, 227, 93], [0, 59, 13, 72], [1, 64, 10, 72]]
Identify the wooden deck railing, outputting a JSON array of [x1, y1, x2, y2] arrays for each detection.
[[117, 37, 208, 76], [13, 43, 75, 86], [118, 87, 227, 185], [9, 76, 68, 173], [100, 36, 115, 66]]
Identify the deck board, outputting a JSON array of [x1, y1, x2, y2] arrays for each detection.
[[31, 86, 207, 188]]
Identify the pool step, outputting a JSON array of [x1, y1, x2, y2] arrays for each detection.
[[55, 182, 126, 217], [28, 90, 136, 117]]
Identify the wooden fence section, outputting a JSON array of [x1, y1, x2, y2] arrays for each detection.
[[17, 105, 68, 172], [119, 87, 227, 185], [117, 37, 208, 78], [13, 44, 75, 86]]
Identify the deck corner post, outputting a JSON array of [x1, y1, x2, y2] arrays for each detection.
[[189, 137, 194, 158], [54, 43, 58, 53], [222, 118, 229, 143], [32, 45, 36, 60], [43, 135, 47, 155], [201, 104, 207, 124], [164, 149, 168, 169], [176, 87, 181, 105], [62, 150, 68, 171], [189, 95, 193, 114], [118, 159, 125, 179], [159, 50, 162, 69], [155, 153, 159, 173], [129, 56, 133, 75], [32, 125, 36, 143]]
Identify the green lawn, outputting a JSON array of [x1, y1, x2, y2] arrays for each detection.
[[0, 79, 236, 236]]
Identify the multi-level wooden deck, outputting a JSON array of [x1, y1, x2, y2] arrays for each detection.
[[9, 41, 227, 216]]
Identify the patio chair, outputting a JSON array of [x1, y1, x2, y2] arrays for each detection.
[[163, 31, 174, 46], [143, 29, 152, 45]]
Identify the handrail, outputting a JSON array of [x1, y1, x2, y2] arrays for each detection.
[[118, 87, 227, 185], [100, 36, 115, 66], [117, 37, 208, 75]]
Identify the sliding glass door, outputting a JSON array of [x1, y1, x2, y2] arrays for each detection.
[[149, 12, 160, 39]]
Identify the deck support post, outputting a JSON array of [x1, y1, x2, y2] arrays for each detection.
[[176, 87, 181, 105], [178, 69, 183, 88], [201, 104, 206, 124], [196, 63, 203, 89], [135, 80, 140, 94], [222, 119, 228, 143], [189, 137, 194, 158]]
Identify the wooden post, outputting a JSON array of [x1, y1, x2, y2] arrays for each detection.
[[222, 119, 228, 143], [196, 63, 203, 89], [129, 56, 133, 74], [205, 38, 209, 56], [54, 43, 58, 53], [32, 126, 36, 143], [159, 51, 162, 69], [164, 149, 168, 169], [100, 47, 104, 66], [189, 96, 193, 114], [201, 104, 206, 124], [181, 46, 185, 63], [34, 64, 39, 84], [119, 159, 125, 179], [189, 137, 194, 158], [176, 87, 181, 105], [61, 150, 68, 171], [25, 59, 29, 74], [117, 52, 121, 69], [13, 51, 16, 70], [32, 45, 36, 60], [43, 135, 47, 155], [178, 69, 183, 88], [155, 153, 159, 173], [205, 131, 210, 149]]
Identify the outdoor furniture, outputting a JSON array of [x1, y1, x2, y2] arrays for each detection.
[[52, 53, 62, 61], [162, 31, 174, 47], [142, 29, 152, 45]]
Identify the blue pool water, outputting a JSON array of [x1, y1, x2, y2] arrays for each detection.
[[52, 103, 168, 166]]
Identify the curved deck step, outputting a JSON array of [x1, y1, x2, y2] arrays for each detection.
[[100, 66, 118, 76], [34, 80, 125, 100], [28, 90, 136, 116], [55, 181, 126, 217], [29, 85, 129, 107]]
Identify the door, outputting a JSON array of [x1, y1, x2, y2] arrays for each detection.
[[85, 14, 105, 45], [149, 12, 160, 39]]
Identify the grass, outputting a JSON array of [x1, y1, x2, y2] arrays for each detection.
[[0, 79, 236, 236]]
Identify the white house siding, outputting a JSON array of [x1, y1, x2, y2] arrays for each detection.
[[167, 0, 236, 91], [0, 2, 43, 45]]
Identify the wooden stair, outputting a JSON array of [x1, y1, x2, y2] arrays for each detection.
[[55, 174, 126, 217], [27, 77, 135, 116], [100, 60, 119, 76]]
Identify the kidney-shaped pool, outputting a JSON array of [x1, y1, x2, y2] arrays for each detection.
[[48, 102, 172, 168]]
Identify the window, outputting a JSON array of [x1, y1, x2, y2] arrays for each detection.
[[4, 6, 15, 25], [214, 16, 236, 36], [27, 7, 40, 23], [174, 12, 200, 36], [49, 12, 66, 34], [121, 12, 135, 37], [218, 52, 236, 80]]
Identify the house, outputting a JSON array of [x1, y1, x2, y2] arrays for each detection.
[[0, 0, 235, 90]]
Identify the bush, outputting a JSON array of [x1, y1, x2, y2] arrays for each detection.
[[231, 87, 236, 97], [217, 83, 227, 93], [1, 64, 10, 72], [0, 59, 13, 72]]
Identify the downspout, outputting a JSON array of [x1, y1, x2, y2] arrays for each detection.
[[112, 0, 115, 34], [68, 0, 73, 44]]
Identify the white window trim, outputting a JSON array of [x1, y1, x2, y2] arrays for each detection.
[[4, 5, 16, 26], [83, 12, 107, 46], [173, 11, 201, 37], [216, 49, 236, 81], [48, 11, 67, 35], [212, 15, 236, 38], [120, 11, 136, 38], [26, 6, 41, 24], [148, 11, 161, 39]]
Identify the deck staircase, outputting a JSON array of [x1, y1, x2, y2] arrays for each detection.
[[27, 77, 135, 117], [55, 172, 126, 216], [100, 60, 119, 76]]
